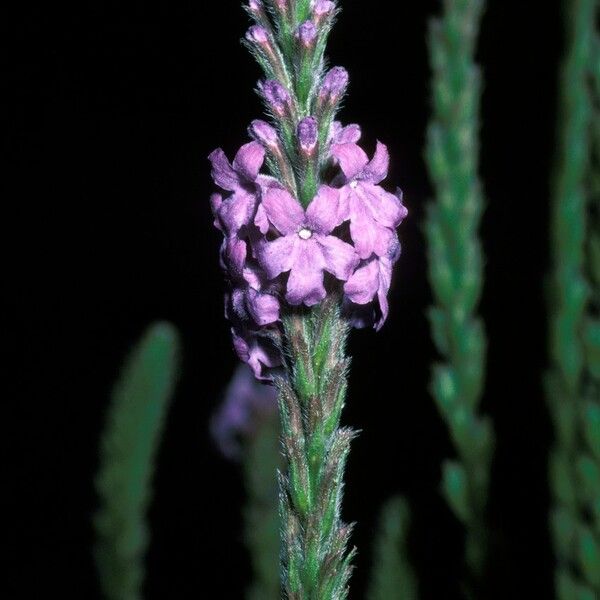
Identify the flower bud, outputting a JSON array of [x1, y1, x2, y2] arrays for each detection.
[[249, 119, 280, 149], [296, 21, 318, 48], [260, 80, 291, 116], [297, 117, 318, 154], [313, 0, 335, 18], [246, 25, 269, 45], [248, 0, 262, 12], [320, 66, 349, 101]]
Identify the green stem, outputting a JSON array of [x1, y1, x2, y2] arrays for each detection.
[[278, 299, 355, 600]]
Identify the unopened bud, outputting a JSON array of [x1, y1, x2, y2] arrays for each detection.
[[248, 0, 263, 12], [260, 80, 291, 116], [314, 0, 335, 18], [249, 120, 280, 148], [297, 117, 318, 154], [320, 66, 349, 101], [296, 21, 318, 48], [246, 25, 269, 45]]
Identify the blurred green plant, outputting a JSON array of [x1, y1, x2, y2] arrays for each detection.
[[94, 322, 181, 600], [546, 1, 599, 598], [243, 416, 281, 600], [367, 497, 418, 600], [424, 0, 493, 594]]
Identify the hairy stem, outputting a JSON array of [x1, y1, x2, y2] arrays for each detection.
[[277, 298, 355, 599]]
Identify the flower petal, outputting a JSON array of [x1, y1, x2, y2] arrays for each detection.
[[210, 193, 224, 231], [218, 189, 259, 237], [242, 264, 263, 290], [375, 256, 393, 330], [331, 142, 369, 181], [257, 235, 298, 279], [364, 141, 389, 184], [318, 235, 358, 281], [246, 288, 280, 325], [359, 183, 406, 229], [262, 187, 304, 235], [232, 141, 265, 182], [257, 174, 284, 191], [306, 185, 345, 234], [254, 202, 269, 234], [224, 236, 248, 275], [332, 122, 362, 145], [344, 258, 380, 304], [344, 188, 379, 259], [209, 148, 240, 192], [286, 240, 327, 306], [232, 328, 281, 381]]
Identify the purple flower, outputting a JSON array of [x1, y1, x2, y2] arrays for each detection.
[[344, 233, 401, 330], [217, 231, 249, 276], [209, 142, 270, 274], [209, 141, 267, 237], [246, 25, 269, 45], [249, 119, 280, 149], [331, 141, 407, 260], [331, 121, 362, 145], [296, 21, 318, 47], [259, 80, 291, 116], [297, 116, 318, 155], [257, 186, 358, 306], [211, 364, 278, 459], [320, 67, 349, 101], [232, 326, 282, 381], [230, 263, 281, 326]]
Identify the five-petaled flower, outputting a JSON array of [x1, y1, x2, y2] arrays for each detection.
[[257, 186, 358, 306], [332, 141, 407, 260]]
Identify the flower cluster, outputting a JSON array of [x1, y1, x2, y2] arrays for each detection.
[[208, 0, 407, 379], [210, 123, 406, 378]]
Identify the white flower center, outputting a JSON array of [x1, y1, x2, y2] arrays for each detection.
[[298, 228, 313, 240], [350, 180, 359, 189]]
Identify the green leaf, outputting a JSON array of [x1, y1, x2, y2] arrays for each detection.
[[583, 403, 600, 461], [442, 461, 471, 524], [578, 526, 600, 588]]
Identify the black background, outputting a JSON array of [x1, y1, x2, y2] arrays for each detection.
[[8, 0, 561, 598]]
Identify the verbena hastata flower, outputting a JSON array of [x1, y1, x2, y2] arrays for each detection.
[[257, 186, 358, 306], [208, 2, 407, 597], [210, 133, 406, 375]]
